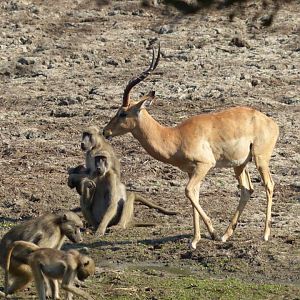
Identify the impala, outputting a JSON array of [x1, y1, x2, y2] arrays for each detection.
[[103, 45, 279, 249]]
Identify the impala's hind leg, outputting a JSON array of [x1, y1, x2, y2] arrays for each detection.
[[222, 166, 254, 242], [255, 156, 275, 241]]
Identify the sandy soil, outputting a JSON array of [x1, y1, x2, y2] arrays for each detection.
[[0, 0, 299, 298]]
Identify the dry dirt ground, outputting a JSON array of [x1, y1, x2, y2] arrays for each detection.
[[0, 0, 299, 299]]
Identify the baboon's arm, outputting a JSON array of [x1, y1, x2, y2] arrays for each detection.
[[95, 173, 118, 236], [61, 267, 94, 300], [80, 179, 97, 227]]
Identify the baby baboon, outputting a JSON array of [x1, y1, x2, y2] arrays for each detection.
[[0, 211, 83, 297], [5, 241, 95, 300], [80, 150, 177, 236]]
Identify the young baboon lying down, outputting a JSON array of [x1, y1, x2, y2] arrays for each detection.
[[68, 148, 177, 237], [5, 241, 95, 300], [0, 211, 83, 297]]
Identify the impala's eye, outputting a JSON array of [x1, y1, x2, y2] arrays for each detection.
[[119, 111, 127, 118]]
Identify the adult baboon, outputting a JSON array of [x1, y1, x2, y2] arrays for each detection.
[[5, 241, 95, 300], [70, 149, 177, 237], [68, 126, 120, 192], [0, 211, 83, 298]]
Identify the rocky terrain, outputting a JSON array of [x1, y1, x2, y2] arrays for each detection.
[[0, 0, 299, 299]]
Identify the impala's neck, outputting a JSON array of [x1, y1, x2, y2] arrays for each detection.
[[131, 109, 180, 163]]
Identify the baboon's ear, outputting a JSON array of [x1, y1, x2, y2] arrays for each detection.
[[63, 213, 68, 221], [84, 260, 90, 266]]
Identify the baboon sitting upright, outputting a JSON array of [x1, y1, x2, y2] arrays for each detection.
[[68, 126, 120, 193], [69, 148, 177, 237]]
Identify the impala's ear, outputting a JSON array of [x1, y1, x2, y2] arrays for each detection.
[[134, 91, 156, 113]]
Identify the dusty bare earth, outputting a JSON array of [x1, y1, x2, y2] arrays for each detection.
[[0, 0, 300, 299]]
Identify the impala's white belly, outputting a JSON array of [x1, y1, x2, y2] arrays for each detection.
[[214, 137, 252, 168], [215, 156, 251, 168]]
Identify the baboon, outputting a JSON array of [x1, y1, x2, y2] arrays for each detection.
[[81, 126, 120, 176], [68, 126, 120, 193], [5, 241, 95, 300], [76, 150, 177, 236], [0, 211, 83, 298], [68, 127, 177, 235]]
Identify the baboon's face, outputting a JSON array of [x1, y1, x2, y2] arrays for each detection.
[[77, 256, 95, 281], [60, 212, 83, 243], [94, 155, 108, 176], [81, 132, 95, 151]]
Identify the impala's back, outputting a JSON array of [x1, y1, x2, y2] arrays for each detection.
[[177, 106, 279, 169]]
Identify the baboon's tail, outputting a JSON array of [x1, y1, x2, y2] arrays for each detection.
[[5, 241, 39, 296], [134, 194, 178, 215]]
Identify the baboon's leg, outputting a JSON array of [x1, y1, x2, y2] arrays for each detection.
[[49, 279, 60, 299], [95, 201, 118, 236], [95, 173, 120, 236], [81, 179, 97, 227], [222, 166, 253, 242], [118, 192, 135, 229], [61, 267, 93, 300], [30, 261, 47, 300], [255, 156, 275, 241], [185, 164, 215, 249], [5, 263, 32, 295]]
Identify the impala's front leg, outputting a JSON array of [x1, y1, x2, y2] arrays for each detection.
[[185, 164, 215, 249], [191, 205, 201, 249]]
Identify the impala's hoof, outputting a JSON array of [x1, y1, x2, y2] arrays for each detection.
[[189, 238, 200, 250], [221, 235, 228, 243]]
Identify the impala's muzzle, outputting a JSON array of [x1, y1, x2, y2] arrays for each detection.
[[103, 129, 112, 140]]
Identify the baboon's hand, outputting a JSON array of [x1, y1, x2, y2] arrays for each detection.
[[85, 181, 96, 189]]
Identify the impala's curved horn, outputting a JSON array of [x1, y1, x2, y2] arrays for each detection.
[[122, 43, 160, 107]]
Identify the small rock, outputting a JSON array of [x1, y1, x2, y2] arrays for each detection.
[[89, 87, 101, 95], [30, 194, 40, 202], [281, 97, 300, 105], [251, 79, 259, 87], [17, 57, 35, 65], [229, 37, 250, 48], [20, 36, 32, 45], [50, 110, 77, 118], [169, 180, 181, 187], [132, 9, 144, 16], [155, 25, 174, 34], [260, 14, 274, 27], [106, 58, 118, 66]]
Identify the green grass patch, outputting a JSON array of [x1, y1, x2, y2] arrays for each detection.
[[92, 267, 300, 300]]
